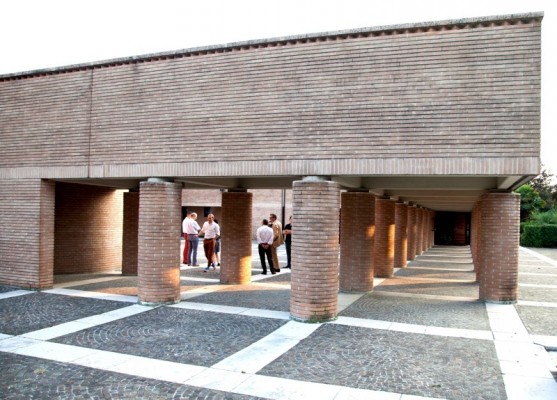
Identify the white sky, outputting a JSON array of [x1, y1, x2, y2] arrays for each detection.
[[1, 0, 555, 176]]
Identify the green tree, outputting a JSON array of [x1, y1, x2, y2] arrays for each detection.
[[516, 184, 545, 221], [529, 167, 557, 211]]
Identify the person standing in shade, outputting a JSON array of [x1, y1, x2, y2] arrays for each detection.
[[181, 211, 192, 265], [269, 213, 283, 273], [199, 213, 220, 271], [186, 212, 201, 266], [283, 215, 292, 269], [213, 219, 221, 267], [256, 219, 274, 275]]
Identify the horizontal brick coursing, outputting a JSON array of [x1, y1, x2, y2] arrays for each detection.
[[0, 179, 54, 288], [339, 192, 375, 292], [290, 179, 340, 321], [221, 191, 253, 284], [55, 182, 124, 274], [478, 193, 520, 302], [0, 20, 541, 180], [137, 181, 182, 304]]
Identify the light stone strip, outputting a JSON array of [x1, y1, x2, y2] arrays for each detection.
[[519, 283, 557, 289], [486, 303, 557, 400], [520, 247, 557, 267], [0, 289, 34, 300], [395, 276, 475, 283], [53, 275, 123, 289], [518, 300, 557, 308], [403, 266, 474, 272], [370, 290, 479, 303], [21, 304, 152, 340], [43, 288, 137, 303]]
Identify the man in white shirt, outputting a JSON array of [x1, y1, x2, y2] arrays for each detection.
[[185, 212, 201, 266], [199, 214, 220, 271], [181, 211, 192, 265], [256, 218, 275, 275]]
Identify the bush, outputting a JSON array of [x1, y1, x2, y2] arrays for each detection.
[[520, 224, 557, 247], [529, 209, 557, 225]]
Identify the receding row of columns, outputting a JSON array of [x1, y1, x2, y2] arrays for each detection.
[[123, 177, 520, 321]]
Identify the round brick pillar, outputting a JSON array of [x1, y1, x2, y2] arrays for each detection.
[[407, 205, 417, 261], [221, 190, 253, 284], [479, 192, 520, 303], [415, 208, 424, 256], [137, 179, 182, 305], [339, 191, 375, 292], [421, 209, 429, 253], [290, 177, 340, 322], [394, 203, 408, 268], [472, 200, 483, 281], [374, 198, 395, 278]]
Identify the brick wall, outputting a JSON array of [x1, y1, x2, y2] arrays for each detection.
[[0, 16, 541, 181], [0, 179, 54, 288], [55, 182, 124, 274]]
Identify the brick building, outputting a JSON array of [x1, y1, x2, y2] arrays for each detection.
[[0, 13, 541, 321]]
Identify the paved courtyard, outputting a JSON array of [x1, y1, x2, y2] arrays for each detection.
[[0, 243, 556, 399]]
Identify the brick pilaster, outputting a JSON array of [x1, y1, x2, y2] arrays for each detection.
[[407, 205, 417, 261], [221, 190, 253, 284], [478, 192, 520, 302], [394, 202, 408, 268], [421, 209, 429, 253], [38, 180, 55, 289], [122, 191, 139, 275], [374, 198, 395, 278], [339, 191, 374, 292], [290, 177, 340, 322], [138, 180, 182, 305]]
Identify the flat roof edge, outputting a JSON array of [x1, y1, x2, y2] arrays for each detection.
[[0, 11, 544, 81]]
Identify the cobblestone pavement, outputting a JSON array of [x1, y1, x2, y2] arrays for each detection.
[[1, 244, 556, 399]]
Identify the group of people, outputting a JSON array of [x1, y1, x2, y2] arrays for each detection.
[[181, 212, 293, 274], [182, 212, 220, 272], [256, 214, 292, 274]]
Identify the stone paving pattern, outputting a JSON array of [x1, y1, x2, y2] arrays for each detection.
[[0, 245, 556, 399], [0, 352, 265, 400], [340, 293, 490, 330], [0, 292, 128, 336], [53, 307, 287, 366], [259, 324, 506, 400]]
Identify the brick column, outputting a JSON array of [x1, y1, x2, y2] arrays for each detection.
[[339, 191, 374, 292], [415, 207, 424, 256], [290, 177, 340, 322], [429, 211, 436, 248], [472, 198, 483, 282], [479, 192, 520, 302], [407, 205, 417, 261], [138, 179, 182, 305], [221, 190, 253, 284], [421, 209, 429, 253], [122, 191, 139, 276], [394, 202, 408, 268], [374, 197, 395, 278]]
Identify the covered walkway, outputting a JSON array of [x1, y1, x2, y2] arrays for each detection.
[[1, 245, 556, 399]]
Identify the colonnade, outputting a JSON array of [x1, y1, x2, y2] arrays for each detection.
[[125, 177, 520, 321]]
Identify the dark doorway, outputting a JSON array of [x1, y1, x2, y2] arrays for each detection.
[[434, 212, 470, 245]]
